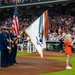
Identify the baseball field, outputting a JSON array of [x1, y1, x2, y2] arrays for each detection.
[[0, 51, 75, 75]]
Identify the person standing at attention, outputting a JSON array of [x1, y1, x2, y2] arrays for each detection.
[[64, 33, 75, 69]]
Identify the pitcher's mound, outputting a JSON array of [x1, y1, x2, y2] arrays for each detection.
[[0, 52, 66, 75]]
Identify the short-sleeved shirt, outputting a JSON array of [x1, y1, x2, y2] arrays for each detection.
[[64, 39, 72, 55]]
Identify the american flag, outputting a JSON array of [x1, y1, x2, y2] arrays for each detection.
[[12, 5, 19, 36]]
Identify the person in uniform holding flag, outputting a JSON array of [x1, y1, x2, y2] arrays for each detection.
[[0, 27, 11, 67], [6, 28, 16, 66], [11, 36, 18, 65], [9, 29, 18, 65], [10, 2, 19, 65], [4, 27, 12, 66]]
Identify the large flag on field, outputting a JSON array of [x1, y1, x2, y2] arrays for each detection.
[[25, 10, 49, 57], [12, 4, 19, 36]]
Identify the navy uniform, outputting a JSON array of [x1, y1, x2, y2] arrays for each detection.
[[0, 27, 8, 67], [11, 36, 18, 65], [8, 29, 18, 65], [6, 29, 17, 65], [6, 31, 12, 66]]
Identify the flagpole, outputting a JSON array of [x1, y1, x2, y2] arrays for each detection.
[[16, 0, 18, 6]]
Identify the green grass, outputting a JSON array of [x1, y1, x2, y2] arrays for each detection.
[[39, 57, 75, 75], [17, 52, 75, 75], [17, 52, 33, 56]]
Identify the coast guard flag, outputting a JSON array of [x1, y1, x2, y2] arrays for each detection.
[[12, 5, 19, 36], [25, 10, 48, 57]]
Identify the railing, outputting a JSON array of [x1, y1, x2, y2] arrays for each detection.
[[0, 0, 60, 5], [0, 0, 69, 8]]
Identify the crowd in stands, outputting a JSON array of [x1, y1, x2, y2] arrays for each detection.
[[47, 15, 75, 52], [0, 14, 75, 40], [48, 15, 75, 41], [0, 14, 75, 52]]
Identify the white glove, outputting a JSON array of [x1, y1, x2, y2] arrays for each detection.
[[7, 46, 11, 50], [17, 36, 21, 38], [9, 39, 12, 42]]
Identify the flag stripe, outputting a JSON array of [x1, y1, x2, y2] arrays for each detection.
[[15, 17, 19, 35], [45, 10, 49, 38], [39, 15, 43, 34]]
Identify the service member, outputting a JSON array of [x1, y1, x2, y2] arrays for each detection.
[[0, 27, 10, 67]]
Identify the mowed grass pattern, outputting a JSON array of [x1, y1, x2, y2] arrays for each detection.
[[17, 52, 75, 75], [39, 57, 75, 75]]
